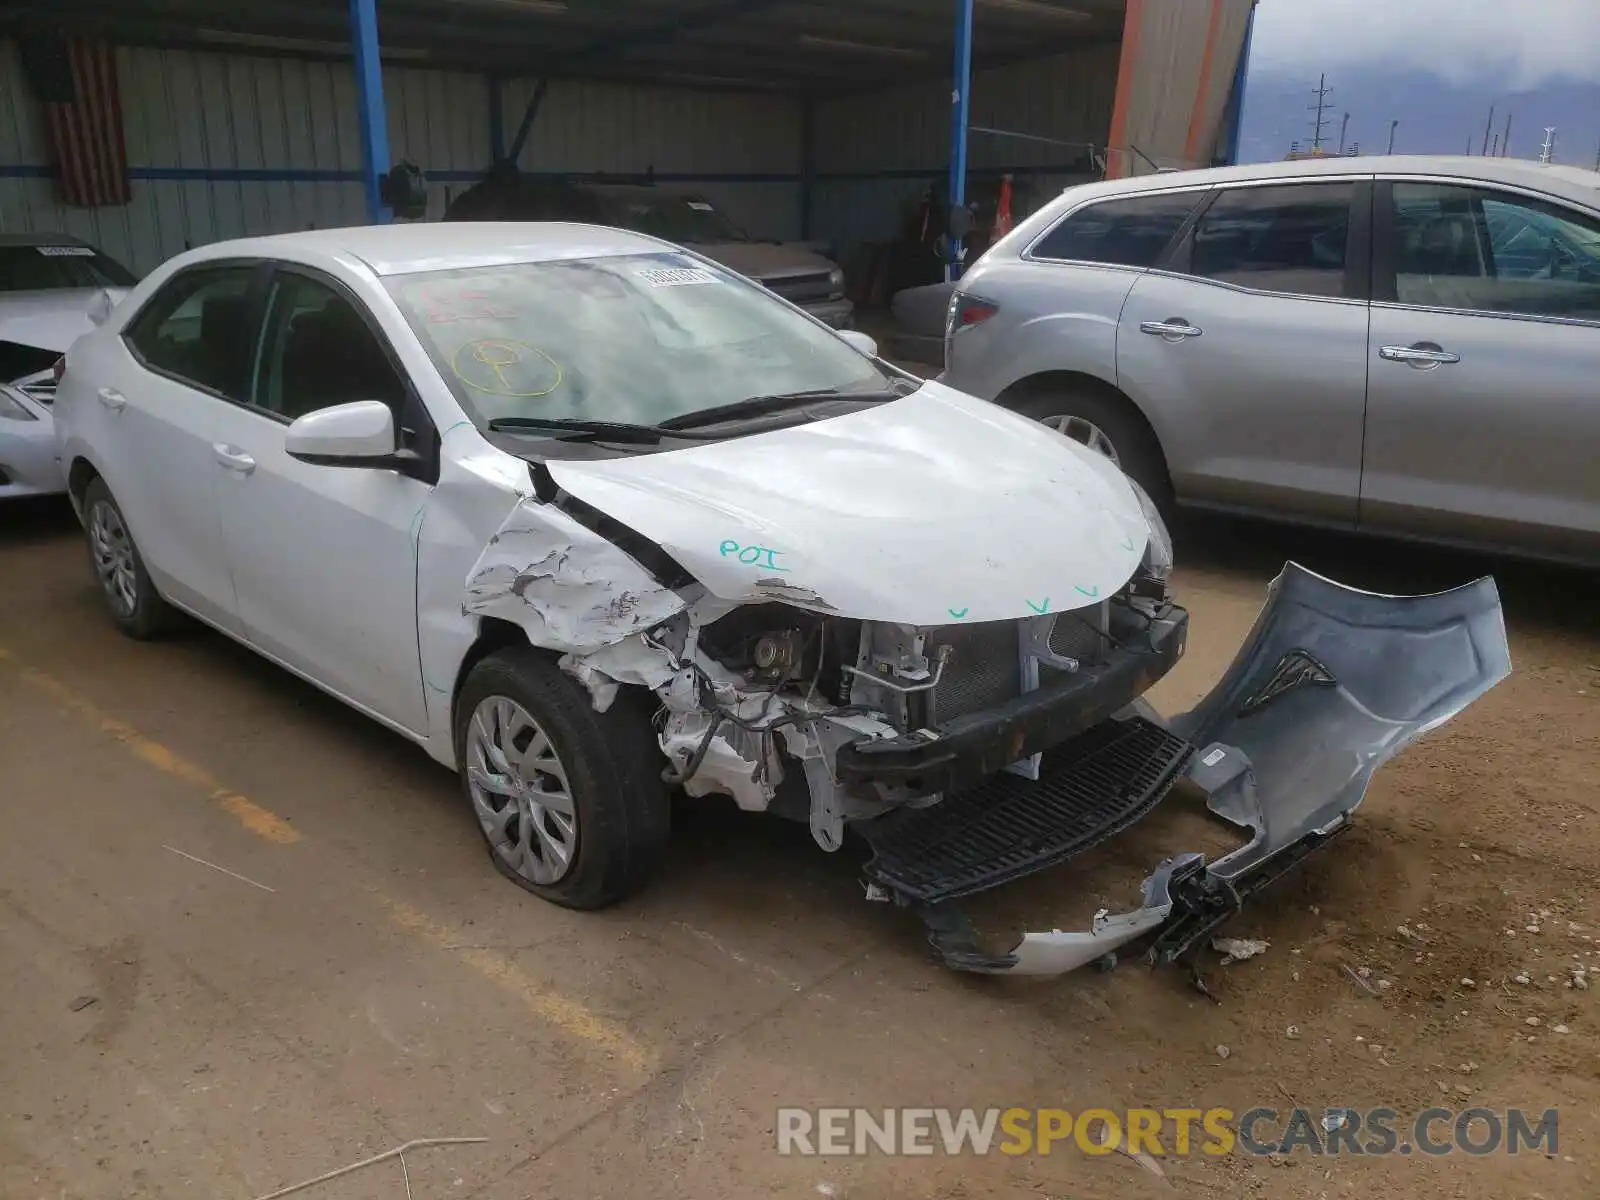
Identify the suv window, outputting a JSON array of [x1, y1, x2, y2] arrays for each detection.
[[1187, 182, 1355, 298], [1390, 182, 1600, 321], [253, 272, 408, 421], [1030, 191, 1204, 268], [124, 267, 258, 399]]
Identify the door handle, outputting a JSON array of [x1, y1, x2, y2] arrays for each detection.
[[1139, 319, 1203, 339], [212, 443, 256, 475], [1379, 343, 1461, 367], [96, 387, 127, 412]]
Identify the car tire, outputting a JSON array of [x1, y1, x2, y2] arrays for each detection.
[[1008, 385, 1173, 515], [82, 478, 178, 640], [455, 645, 670, 910]]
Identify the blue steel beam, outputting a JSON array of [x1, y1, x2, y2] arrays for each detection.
[[1217, 0, 1257, 166], [349, 0, 391, 223], [947, 0, 975, 282]]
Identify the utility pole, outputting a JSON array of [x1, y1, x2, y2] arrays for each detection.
[[1592, 135, 1599, 171], [1387, 118, 1399, 154], [1481, 105, 1495, 155], [1338, 111, 1350, 154], [1540, 126, 1556, 163], [1308, 74, 1333, 152], [1491, 133, 1500, 157], [1501, 111, 1513, 156], [1467, 133, 1474, 154]]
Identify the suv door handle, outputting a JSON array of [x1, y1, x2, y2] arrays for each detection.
[[96, 387, 127, 412], [212, 443, 256, 475], [1139, 319, 1203, 339], [1379, 343, 1461, 367]]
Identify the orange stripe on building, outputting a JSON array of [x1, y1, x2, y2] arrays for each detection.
[[1184, 0, 1229, 164], [1105, 0, 1145, 179]]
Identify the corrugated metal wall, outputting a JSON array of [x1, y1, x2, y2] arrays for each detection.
[[811, 44, 1119, 260], [501, 76, 802, 248], [1108, 0, 1254, 176], [0, 39, 802, 276]]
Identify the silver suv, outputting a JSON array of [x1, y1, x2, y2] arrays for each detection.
[[941, 155, 1600, 565]]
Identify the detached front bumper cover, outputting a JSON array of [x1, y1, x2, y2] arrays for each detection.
[[944, 562, 1512, 976]]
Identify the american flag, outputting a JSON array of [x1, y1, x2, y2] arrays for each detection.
[[18, 34, 131, 209]]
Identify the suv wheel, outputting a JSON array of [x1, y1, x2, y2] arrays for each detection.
[[455, 646, 670, 910], [1009, 386, 1172, 514]]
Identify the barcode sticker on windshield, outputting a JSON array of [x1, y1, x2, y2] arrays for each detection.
[[36, 245, 96, 257], [687, 201, 714, 212], [636, 266, 718, 288]]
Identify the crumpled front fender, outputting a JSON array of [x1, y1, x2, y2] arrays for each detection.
[[972, 562, 1511, 977]]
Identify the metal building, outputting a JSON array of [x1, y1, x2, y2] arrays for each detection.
[[1, 0, 1256, 278]]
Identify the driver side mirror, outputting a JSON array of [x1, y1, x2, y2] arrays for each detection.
[[286, 400, 410, 469]]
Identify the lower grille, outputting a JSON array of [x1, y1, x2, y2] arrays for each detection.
[[924, 623, 1020, 723], [858, 716, 1193, 903]]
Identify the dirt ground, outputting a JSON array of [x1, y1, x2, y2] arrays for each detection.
[[2, 496, 1597, 1200]]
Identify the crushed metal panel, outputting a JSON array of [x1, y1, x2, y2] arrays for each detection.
[[463, 497, 687, 655]]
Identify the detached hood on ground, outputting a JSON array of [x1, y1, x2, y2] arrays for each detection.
[[546, 382, 1153, 626]]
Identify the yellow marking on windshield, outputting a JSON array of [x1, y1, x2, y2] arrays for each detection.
[[450, 338, 563, 398]]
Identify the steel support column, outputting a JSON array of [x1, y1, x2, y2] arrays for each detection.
[[946, 0, 975, 281], [1218, 0, 1257, 166], [350, 0, 391, 223]]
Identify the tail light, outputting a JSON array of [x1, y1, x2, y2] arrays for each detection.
[[52, 356, 66, 384], [946, 293, 999, 338]]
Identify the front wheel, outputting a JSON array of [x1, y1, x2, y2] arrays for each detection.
[[454, 646, 670, 910]]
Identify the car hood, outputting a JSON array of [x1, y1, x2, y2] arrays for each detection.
[[0, 289, 126, 354], [691, 241, 840, 282], [544, 382, 1154, 626]]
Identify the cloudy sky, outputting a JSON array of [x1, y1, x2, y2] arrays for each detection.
[[1249, 0, 1600, 89]]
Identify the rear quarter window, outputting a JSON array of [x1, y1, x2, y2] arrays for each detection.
[[1029, 191, 1207, 268]]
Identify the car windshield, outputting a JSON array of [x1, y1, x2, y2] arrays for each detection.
[[603, 195, 748, 244], [0, 245, 136, 291], [385, 251, 889, 431]]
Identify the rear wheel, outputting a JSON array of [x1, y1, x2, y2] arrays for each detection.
[[82, 478, 177, 640], [1008, 384, 1172, 514], [455, 646, 670, 910]]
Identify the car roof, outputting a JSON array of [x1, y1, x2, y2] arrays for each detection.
[[1076, 154, 1600, 209], [171, 221, 677, 277], [0, 232, 97, 248]]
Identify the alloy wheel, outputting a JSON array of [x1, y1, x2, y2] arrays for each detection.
[[1041, 414, 1121, 466], [88, 500, 139, 618], [465, 696, 578, 886]]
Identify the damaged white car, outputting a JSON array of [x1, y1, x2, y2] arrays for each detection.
[[52, 224, 1512, 974]]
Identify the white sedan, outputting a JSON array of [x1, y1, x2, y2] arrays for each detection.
[[53, 223, 1509, 975]]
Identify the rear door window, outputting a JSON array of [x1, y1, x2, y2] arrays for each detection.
[[1030, 191, 1206, 268], [123, 266, 260, 400], [1387, 181, 1600, 321], [1185, 182, 1357, 299]]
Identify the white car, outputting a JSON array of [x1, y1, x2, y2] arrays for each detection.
[[1, 232, 135, 499], [53, 223, 1510, 975]]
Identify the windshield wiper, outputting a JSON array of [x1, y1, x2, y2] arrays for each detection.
[[486, 417, 727, 443], [658, 382, 915, 430]]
